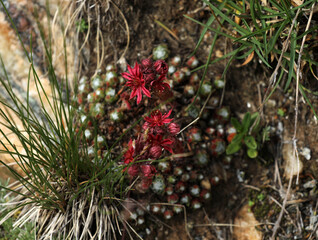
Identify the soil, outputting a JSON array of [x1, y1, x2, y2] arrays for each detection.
[[1, 0, 318, 240], [93, 1, 318, 239]]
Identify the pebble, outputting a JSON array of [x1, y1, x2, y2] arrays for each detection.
[[236, 170, 245, 183], [303, 180, 316, 189], [282, 143, 303, 179], [266, 99, 276, 108], [300, 147, 311, 160], [200, 178, 211, 190], [233, 204, 263, 240], [277, 121, 283, 135]]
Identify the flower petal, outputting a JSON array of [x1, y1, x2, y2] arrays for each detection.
[[127, 64, 133, 74], [136, 88, 142, 104], [130, 88, 137, 100], [142, 86, 151, 98]]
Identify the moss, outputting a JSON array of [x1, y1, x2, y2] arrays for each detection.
[[248, 189, 278, 221]]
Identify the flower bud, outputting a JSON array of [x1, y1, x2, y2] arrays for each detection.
[[141, 58, 153, 71], [170, 55, 181, 66], [200, 189, 211, 201], [180, 194, 191, 205], [186, 56, 199, 69], [173, 206, 183, 214], [89, 103, 104, 119], [189, 185, 200, 197], [128, 165, 139, 177], [165, 185, 174, 195], [175, 181, 186, 193], [104, 71, 117, 87], [106, 64, 117, 72], [151, 174, 165, 194], [150, 204, 161, 214], [167, 193, 179, 204], [191, 199, 202, 209], [140, 177, 153, 190], [149, 145, 162, 159], [168, 123, 180, 135], [210, 138, 226, 157], [153, 60, 168, 75], [140, 164, 156, 178], [157, 161, 171, 173], [90, 75, 103, 90], [153, 44, 169, 60], [163, 210, 173, 220]]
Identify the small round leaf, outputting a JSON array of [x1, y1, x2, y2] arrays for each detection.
[[247, 148, 258, 158]]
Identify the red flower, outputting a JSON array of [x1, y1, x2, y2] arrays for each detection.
[[151, 74, 170, 92], [153, 60, 168, 75], [144, 109, 173, 128], [147, 134, 174, 153], [123, 140, 134, 164], [122, 62, 151, 104]]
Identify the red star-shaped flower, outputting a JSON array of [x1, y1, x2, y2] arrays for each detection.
[[147, 134, 174, 153], [151, 74, 170, 92], [144, 109, 173, 128], [123, 140, 134, 164], [122, 62, 151, 104]]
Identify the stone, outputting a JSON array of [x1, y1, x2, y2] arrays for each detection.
[[282, 143, 303, 179], [233, 204, 263, 240]]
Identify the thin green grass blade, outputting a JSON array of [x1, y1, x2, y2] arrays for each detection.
[[267, 19, 289, 56], [280, 0, 292, 21], [192, 45, 250, 72], [184, 15, 240, 41], [250, 0, 260, 30], [254, 47, 271, 68], [187, 23, 222, 111], [203, 0, 250, 35], [236, 47, 254, 59], [299, 84, 318, 119], [189, 14, 216, 57], [234, 22, 282, 42]]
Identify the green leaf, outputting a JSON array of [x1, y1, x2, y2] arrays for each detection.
[[226, 142, 241, 155], [242, 112, 251, 133], [247, 148, 258, 158], [244, 136, 258, 150], [277, 108, 285, 117], [231, 117, 242, 131], [231, 133, 244, 145], [248, 200, 255, 207], [262, 126, 271, 142], [250, 112, 259, 124]]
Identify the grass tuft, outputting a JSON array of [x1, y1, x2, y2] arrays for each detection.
[[186, 0, 318, 112], [0, 1, 135, 239]]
